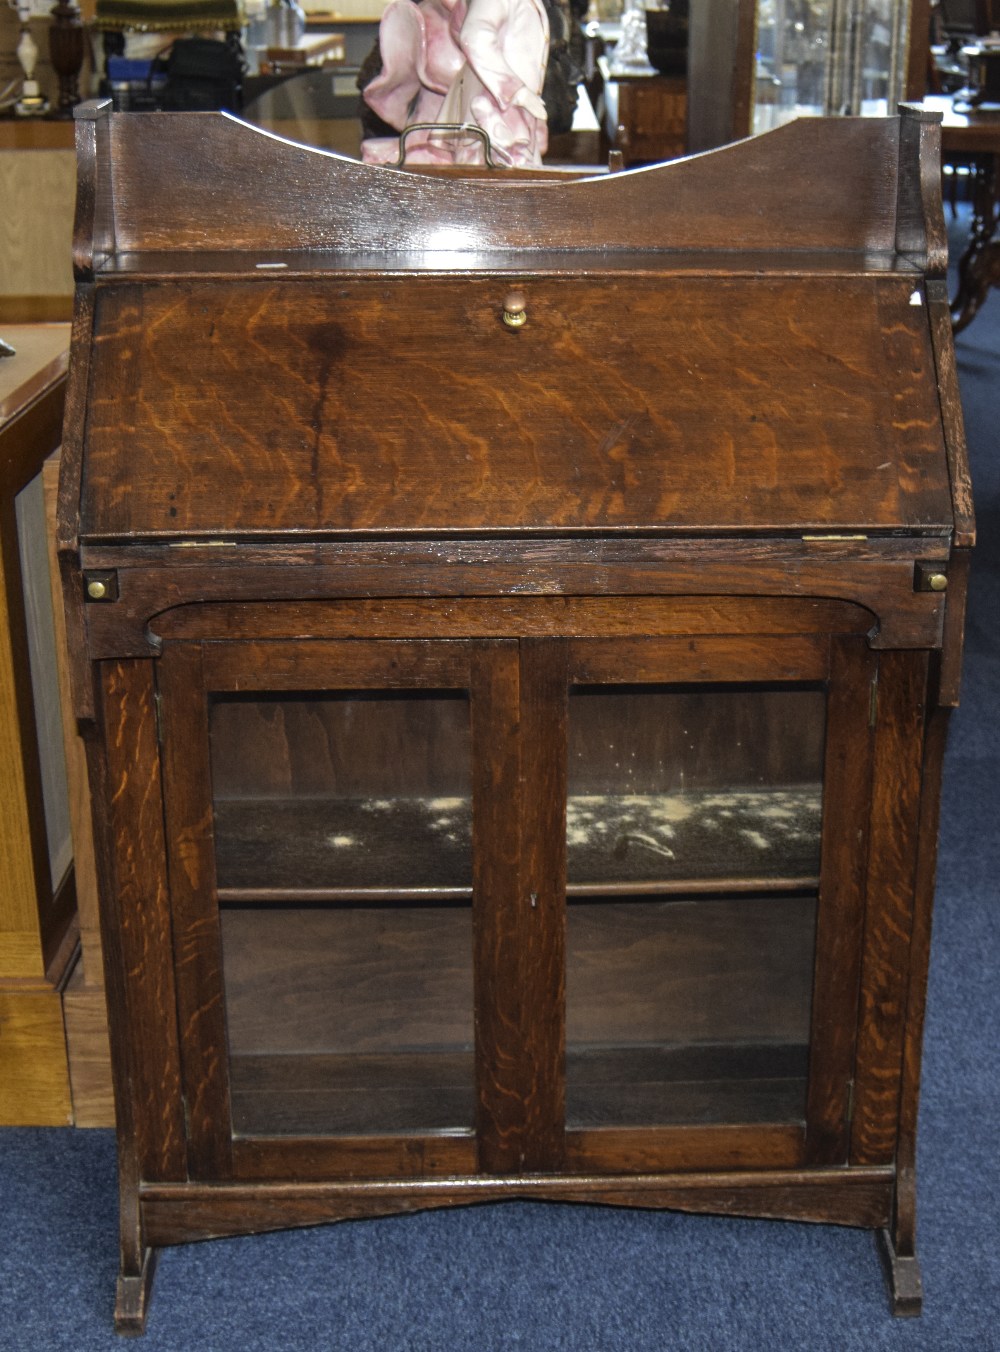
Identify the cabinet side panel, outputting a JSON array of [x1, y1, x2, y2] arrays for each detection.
[[96, 659, 186, 1180], [850, 649, 928, 1165]]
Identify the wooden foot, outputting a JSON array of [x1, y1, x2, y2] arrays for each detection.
[[877, 1228, 922, 1318], [114, 1247, 158, 1336]]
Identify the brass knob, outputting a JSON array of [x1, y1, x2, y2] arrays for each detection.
[[87, 579, 108, 600], [502, 290, 527, 330], [927, 573, 948, 592]]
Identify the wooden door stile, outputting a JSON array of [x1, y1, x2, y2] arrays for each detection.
[[514, 639, 569, 1172], [156, 642, 233, 1180], [804, 636, 878, 1166], [850, 650, 930, 1166], [471, 639, 563, 1173]]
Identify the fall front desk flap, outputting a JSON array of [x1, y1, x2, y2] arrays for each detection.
[[78, 274, 953, 540]]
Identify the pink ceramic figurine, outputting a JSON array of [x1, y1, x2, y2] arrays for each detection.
[[362, 0, 550, 168]]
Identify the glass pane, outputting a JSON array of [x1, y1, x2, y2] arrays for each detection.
[[15, 474, 72, 890], [209, 690, 472, 896], [221, 903, 475, 1137], [566, 683, 824, 1128], [754, 0, 834, 134], [567, 894, 816, 1127], [567, 685, 825, 891], [753, 1, 911, 135], [209, 688, 475, 1137]]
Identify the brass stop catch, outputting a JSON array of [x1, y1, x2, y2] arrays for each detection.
[[914, 561, 948, 593]]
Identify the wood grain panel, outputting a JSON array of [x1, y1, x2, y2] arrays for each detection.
[[80, 275, 952, 540]]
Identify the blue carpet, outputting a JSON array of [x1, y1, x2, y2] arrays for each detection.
[[2, 210, 998, 1350]]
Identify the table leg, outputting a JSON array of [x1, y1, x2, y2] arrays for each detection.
[[951, 151, 1000, 333]]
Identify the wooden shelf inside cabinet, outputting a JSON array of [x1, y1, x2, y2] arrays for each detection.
[[211, 785, 823, 900], [59, 101, 971, 1331]]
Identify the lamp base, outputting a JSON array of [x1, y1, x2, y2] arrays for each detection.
[[14, 81, 51, 117]]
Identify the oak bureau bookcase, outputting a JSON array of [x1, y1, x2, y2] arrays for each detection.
[[58, 100, 972, 1332]]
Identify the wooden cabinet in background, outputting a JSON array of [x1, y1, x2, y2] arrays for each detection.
[[607, 69, 687, 165], [0, 123, 76, 323], [59, 102, 971, 1332], [0, 324, 113, 1127], [0, 326, 75, 1124]]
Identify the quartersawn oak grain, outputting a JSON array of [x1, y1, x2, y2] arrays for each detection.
[[80, 275, 951, 541]]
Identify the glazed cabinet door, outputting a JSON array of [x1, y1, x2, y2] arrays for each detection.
[[154, 626, 877, 1183], [546, 633, 878, 1173], [155, 636, 535, 1181]]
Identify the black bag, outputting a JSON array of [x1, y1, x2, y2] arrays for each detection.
[[155, 37, 244, 113]]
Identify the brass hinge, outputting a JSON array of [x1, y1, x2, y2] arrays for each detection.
[[869, 671, 879, 729], [846, 1077, 855, 1128], [168, 540, 237, 549], [153, 690, 164, 745]]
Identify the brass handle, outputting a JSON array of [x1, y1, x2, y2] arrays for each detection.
[[503, 290, 527, 330], [927, 573, 948, 592], [395, 122, 496, 168]]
